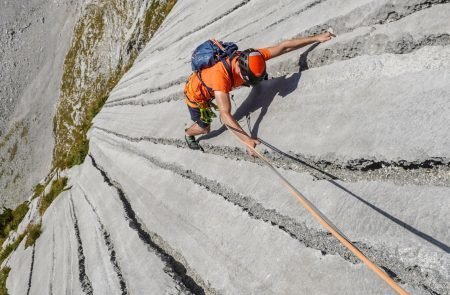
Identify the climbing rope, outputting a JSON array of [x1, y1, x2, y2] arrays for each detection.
[[223, 124, 409, 295]]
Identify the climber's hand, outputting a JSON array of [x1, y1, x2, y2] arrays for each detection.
[[245, 138, 260, 158], [315, 31, 335, 43]]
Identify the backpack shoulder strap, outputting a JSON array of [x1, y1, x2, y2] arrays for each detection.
[[212, 38, 236, 88], [220, 57, 234, 89]]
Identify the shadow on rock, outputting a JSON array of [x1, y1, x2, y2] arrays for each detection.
[[199, 72, 302, 142], [199, 43, 320, 142], [202, 40, 450, 253], [254, 138, 450, 254]]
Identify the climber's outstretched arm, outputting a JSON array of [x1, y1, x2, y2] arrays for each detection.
[[267, 31, 335, 58], [215, 91, 260, 156]]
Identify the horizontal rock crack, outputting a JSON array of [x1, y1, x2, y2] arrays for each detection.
[[91, 131, 448, 294], [93, 126, 450, 187], [150, 0, 253, 54], [239, 0, 450, 43], [104, 34, 449, 108], [106, 76, 187, 105]]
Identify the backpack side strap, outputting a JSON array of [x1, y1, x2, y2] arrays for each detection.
[[195, 71, 214, 95]]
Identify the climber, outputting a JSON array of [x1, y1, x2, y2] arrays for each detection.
[[184, 32, 335, 156]]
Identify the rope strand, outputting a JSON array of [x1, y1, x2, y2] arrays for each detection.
[[223, 123, 409, 295]]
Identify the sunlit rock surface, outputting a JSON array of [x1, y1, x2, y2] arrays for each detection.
[[0, 0, 79, 207], [5, 0, 450, 294]]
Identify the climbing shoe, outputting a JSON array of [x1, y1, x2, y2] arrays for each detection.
[[185, 135, 203, 151]]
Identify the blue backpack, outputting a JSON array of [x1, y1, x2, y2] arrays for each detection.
[[191, 39, 238, 71], [190, 39, 238, 90]]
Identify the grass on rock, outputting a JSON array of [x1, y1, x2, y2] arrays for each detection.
[[39, 177, 68, 216]]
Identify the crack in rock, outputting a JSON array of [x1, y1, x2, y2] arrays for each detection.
[[104, 91, 184, 108], [49, 227, 55, 295], [367, 0, 450, 25], [220, 0, 297, 40], [282, 33, 450, 73], [106, 76, 187, 105], [157, 8, 192, 34], [103, 2, 450, 109], [26, 244, 36, 295], [238, 0, 449, 43], [116, 0, 255, 89], [261, 0, 329, 32], [78, 186, 128, 295], [93, 127, 450, 187], [91, 134, 448, 295], [304, 0, 450, 36], [150, 0, 253, 54], [384, 34, 450, 54], [69, 195, 94, 295], [103, 34, 448, 109], [88, 155, 209, 295]]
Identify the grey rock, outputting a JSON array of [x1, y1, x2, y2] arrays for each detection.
[[3, 0, 450, 294]]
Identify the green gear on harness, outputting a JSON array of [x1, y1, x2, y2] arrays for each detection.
[[209, 101, 219, 111], [199, 101, 218, 124]]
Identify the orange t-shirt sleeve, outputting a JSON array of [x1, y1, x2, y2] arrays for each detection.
[[257, 48, 273, 61]]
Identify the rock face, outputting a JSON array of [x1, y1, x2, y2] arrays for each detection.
[[0, 0, 79, 207], [4, 0, 450, 294], [52, 0, 176, 170], [0, 0, 175, 208]]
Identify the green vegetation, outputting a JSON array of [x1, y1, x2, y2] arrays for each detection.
[[0, 221, 41, 294], [0, 202, 29, 245], [53, 4, 105, 169], [32, 183, 46, 200], [0, 232, 26, 266], [7, 142, 17, 162], [0, 2, 179, 292], [143, 0, 177, 44], [20, 124, 29, 139], [0, 266, 11, 295], [25, 224, 41, 249], [0, 126, 16, 150], [0, 121, 25, 151], [39, 177, 68, 216], [52, 0, 178, 170], [0, 183, 41, 294]]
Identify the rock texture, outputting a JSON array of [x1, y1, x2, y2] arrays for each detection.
[[0, 0, 79, 207], [52, 0, 176, 170], [3, 0, 450, 294], [0, 0, 175, 208]]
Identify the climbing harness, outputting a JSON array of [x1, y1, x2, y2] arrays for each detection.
[[223, 123, 409, 295], [199, 101, 218, 124]]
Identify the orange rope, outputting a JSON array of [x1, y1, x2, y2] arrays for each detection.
[[224, 125, 409, 295]]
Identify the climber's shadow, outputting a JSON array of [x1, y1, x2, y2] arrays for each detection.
[[199, 43, 319, 142], [253, 136, 450, 253], [198, 72, 301, 141], [198, 41, 450, 253], [327, 178, 450, 253]]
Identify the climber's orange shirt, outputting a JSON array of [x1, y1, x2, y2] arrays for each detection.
[[184, 48, 272, 107]]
